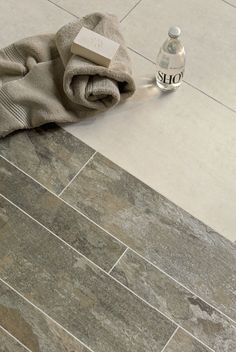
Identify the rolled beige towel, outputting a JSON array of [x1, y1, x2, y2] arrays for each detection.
[[0, 13, 135, 138]]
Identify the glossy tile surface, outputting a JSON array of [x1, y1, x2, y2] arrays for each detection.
[[52, 0, 140, 20], [0, 281, 89, 352], [0, 328, 28, 352], [62, 153, 236, 321], [121, 0, 236, 111], [164, 329, 211, 352], [111, 250, 236, 352], [0, 156, 125, 271], [0, 0, 74, 47], [0, 124, 95, 194], [0, 196, 176, 352], [63, 51, 236, 243]]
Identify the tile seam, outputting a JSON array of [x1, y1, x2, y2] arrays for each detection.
[[0, 154, 235, 327], [120, 0, 143, 23], [221, 0, 236, 8], [58, 151, 97, 196], [47, 0, 145, 23], [0, 194, 217, 351], [160, 326, 179, 352], [108, 247, 128, 274], [46, 0, 78, 18], [127, 47, 236, 114], [0, 278, 95, 352], [0, 324, 33, 352]]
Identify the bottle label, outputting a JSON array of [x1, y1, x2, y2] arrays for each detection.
[[157, 69, 184, 85]]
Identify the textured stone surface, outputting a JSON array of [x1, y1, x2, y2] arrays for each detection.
[[0, 281, 89, 351], [0, 124, 94, 194], [62, 153, 236, 320], [111, 250, 236, 352], [164, 329, 211, 352], [0, 327, 28, 352], [0, 196, 176, 352], [0, 156, 125, 271]]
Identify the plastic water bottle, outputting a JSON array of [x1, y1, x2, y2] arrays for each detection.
[[156, 26, 185, 91]]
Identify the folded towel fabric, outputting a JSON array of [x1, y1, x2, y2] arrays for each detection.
[[0, 13, 135, 138]]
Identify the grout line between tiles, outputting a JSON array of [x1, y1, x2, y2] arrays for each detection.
[[58, 151, 97, 196], [221, 0, 236, 8], [128, 46, 155, 64], [0, 155, 235, 328], [46, 0, 78, 18], [127, 47, 236, 114], [160, 326, 179, 352], [0, 324, 32, 352], [120, 0, 143, 23], [108, 247, 128, 274], [124, 248, 236, 327], [0, 279, 95, 352], [0, 194, 217, 352], [183, 80, 236, 113]]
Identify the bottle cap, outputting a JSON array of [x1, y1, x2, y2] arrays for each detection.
[[168, 26, 181, 39]]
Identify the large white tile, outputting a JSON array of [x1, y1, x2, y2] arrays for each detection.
[[63, 51, 236, 242], [0, 0, 74, 47], [120, 0, 236, 111], [51, 0, 139, 20]]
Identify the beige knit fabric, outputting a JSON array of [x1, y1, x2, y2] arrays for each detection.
[[0, 13, 135, 138]]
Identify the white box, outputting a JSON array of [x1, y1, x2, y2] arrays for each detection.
[[71, 27, 120, 67]]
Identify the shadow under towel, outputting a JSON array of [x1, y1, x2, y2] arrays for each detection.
[[0, 13, 135, 138]]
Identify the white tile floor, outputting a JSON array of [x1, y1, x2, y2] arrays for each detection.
[[121, 0, 236, 111], [1, 0, 236, 242], [0, 0, 74, 47], [51, 0, 141, 20]]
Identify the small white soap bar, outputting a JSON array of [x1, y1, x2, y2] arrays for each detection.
[[71, 27, 120, 67]]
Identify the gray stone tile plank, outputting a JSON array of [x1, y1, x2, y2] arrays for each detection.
[[0, 196, 176, 352], [0, 281, 89, 352], [61, 153, 236, 321], [111, 250, 236, 352], [164, 329, 212, 352], [0, 124, 95, 194], [0, 156, 125, 272], [0, 327, 29, 352]]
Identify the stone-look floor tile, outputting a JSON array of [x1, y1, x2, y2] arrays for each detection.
[[0, 327, 28, 352], [0, 196, 176, 352], [111, 250, 236, 352], [164, 329, 212, 352], [0, 0, 75, 48], [63, 51, 236, 243], [51, 0, 140, 20], [0, 156, 125, 271], [121, 0, 236, 111], [61, 153, 236, 321], [0, 124, 95, 194], [0, 281, 89, 352]]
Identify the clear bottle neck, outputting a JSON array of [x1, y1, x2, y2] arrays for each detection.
[[162, 37, 184, 55]]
